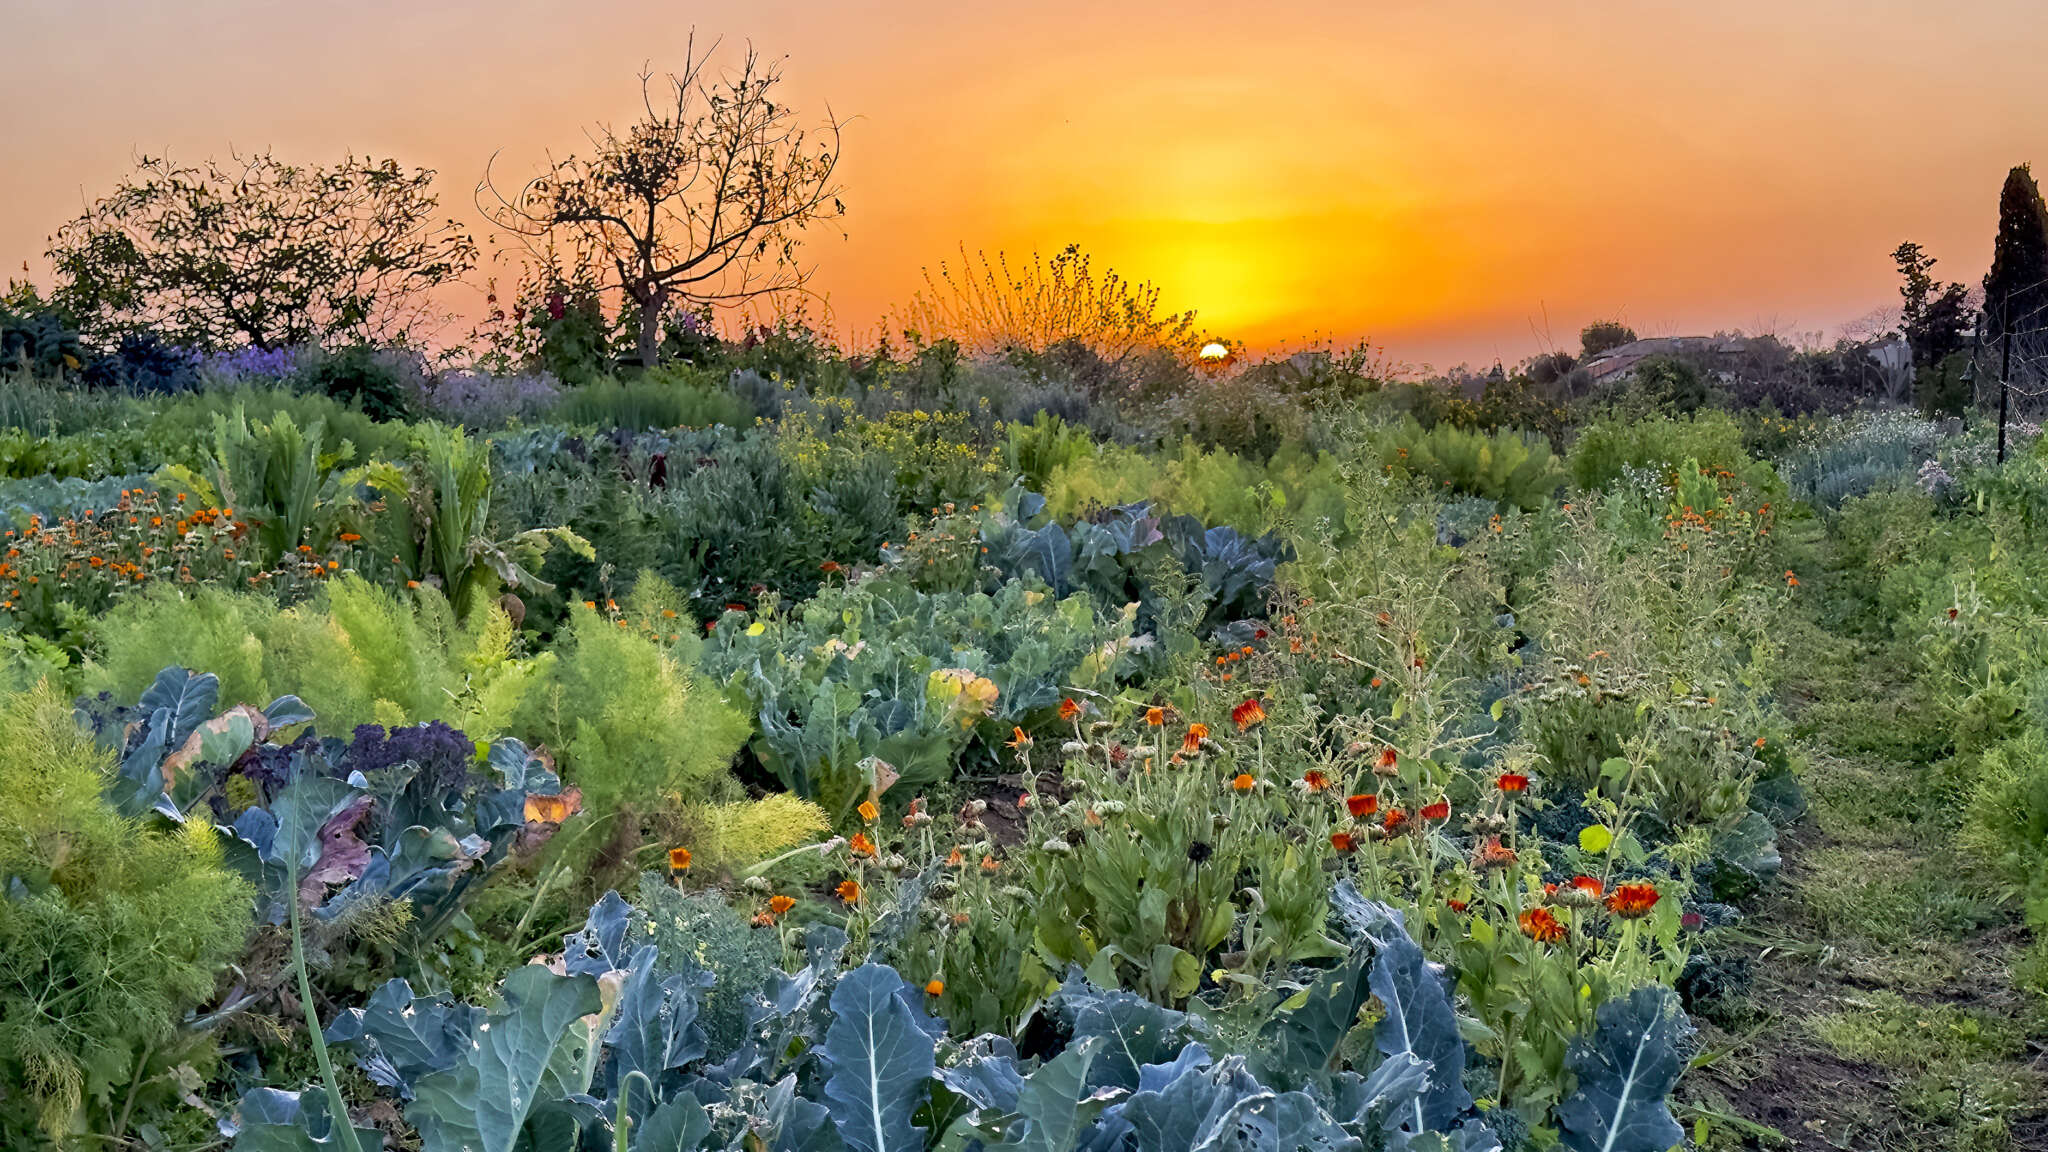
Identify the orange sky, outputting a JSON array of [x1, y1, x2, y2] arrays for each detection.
[[6, 0, 2047, 367]]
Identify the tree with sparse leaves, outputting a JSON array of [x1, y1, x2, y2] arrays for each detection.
[[481, 37, 847, 368], [1892, 241, 1974, 369], [48, 152, 475, 352]]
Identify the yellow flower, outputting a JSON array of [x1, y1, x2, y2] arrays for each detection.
[[858, 800, 880, 823]]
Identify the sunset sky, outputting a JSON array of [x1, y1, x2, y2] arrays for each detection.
[[6, 0, 2048, 368]]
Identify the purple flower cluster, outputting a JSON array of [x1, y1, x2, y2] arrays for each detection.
[[422, 370, 563, 428], [344, 721, 479, 795], [205, 345, 303, 380]]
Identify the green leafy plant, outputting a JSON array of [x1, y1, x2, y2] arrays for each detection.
[[0, 681, 251, 1145]]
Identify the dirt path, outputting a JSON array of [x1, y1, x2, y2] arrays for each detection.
[[1680, 527, 2048, 1152]]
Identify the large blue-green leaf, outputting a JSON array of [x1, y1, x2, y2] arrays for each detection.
[[820, 964, 935, 1152], [603, 945, 710, 1097], [1257, 950, 1372, 1089], [228, 1088, 386, 1151], [563, 889, 636, 975], [488, 737, 561, 795], [325, 978, 481, 1096], [1555, 986, 1692, 1152], [1053, 973, 1205, 1092], [935, 1036, 1025, 1113], [1005, 1036, 1125, 1152], [629, 1093, 713, 1152], [138, 664, 219, 747], [1348, 895, 1472, 1137], [407, 964, 602, 1152], [1119, 1054, 1258, 1152]]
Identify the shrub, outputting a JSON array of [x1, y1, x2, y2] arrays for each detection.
[[1383, 418, 1569, 511], [551, 367, 748, 431], [293, 344, 425, 422], [0, 682, 250, 1143], [702, 573, 1137, 821], [1567, 408, 1772, 493], [87, 577, 516, 734], [508, 601, 750, 817]]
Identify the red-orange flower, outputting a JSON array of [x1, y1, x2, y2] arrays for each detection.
[[1471, 835, 1517, 870], [1519, 907, 1567, 943], [1420, 799, 1450, 821], [1006, 726, 1032, 749], [1145, 706, 1166, 726], [1571, 876, 1605, 896], [1330, 831, 1357, 853], [1231, 773, 1257, 793], [925, 979, 944, 996], [1496, 772, 1530, 793], [1059, 697, 1083, 722], [1232, 699, 1267, 731], [1377, 747, 1399, 770], [849, 832, 878, 858], [1447, 898, 1469, 912], [1302, 769, 1332, 792], [1183, 723, 1210, 752], [836, 879, 862, 905], [1369, 677, 1383, 688], [1382, 808, 1408, 833], [769, 894, 797, 915], [1784, 570, 1799, 587], [668, 847, 692, 871], [1346, 793, 1379, 818], [1605, 882, 1660, 919]]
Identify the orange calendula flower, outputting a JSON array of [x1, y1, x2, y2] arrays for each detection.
[[1369, 677, 1383, 688], [769, 894, 797, 915], [1330, 831, 1357, 853], [1784, 570, 1799, 587], [836, 879, 862, 904], [1496, 772, 1530, 793], [1377, 747, 1399, 770], [1382, 808, 1409, 833], [849, 833, 878, 858], [1420, 799, 1450, 821], [1183, 723, 1210, 752], [338, 532, 361, 543], [980, 854, 999, 873], [1346, 793, 1379, 818], [1231, 698, 1267, 731], [1145, 706, 1166, 727], [1059, 698, 1083, 722], [858, 800, 880, 823], [668, 847, 692, 871], [1519, 907, 1567, 942], [1571, 876, 1605, 896], [945, 847, 966, 867], [925, 979, 945, 996], [1231, 773, 1257, 793], [1301, 769, 1332, 792], [1006, 726, 1032, 749], [1447, 898, 1470, 913], [1605, 883, 1660, 919], [752, 911, 779, 927]]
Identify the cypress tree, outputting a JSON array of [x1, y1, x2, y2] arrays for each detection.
[[1984, 165, 2048, 334]]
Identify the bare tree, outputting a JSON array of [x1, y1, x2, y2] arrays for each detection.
[[480, 38, 846, 368]]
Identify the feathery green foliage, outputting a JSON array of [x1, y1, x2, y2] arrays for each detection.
[[0, 682, 251, 1144]]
